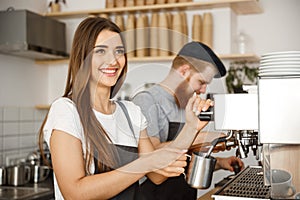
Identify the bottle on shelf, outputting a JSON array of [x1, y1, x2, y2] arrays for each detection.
[[115, 15, 124, 31], [156, 0, 167, 4], [126, 0, 135, 6], [146, 0, 155, 5], [136, 0, 144, 6], [158, 13, 170, 56], [125, 14, 136, 58], [236, 32, 249, 54], [150, 13, 159, 56], [180, 11, 188, 46], [106, 0, 115, 8], [136, 14, 149, 57], [202, 12, 213, 49], [115, 0, 125, 7], [192, 14, 202, 42], [171, 12, 184, 55]]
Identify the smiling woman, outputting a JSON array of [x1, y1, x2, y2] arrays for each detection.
[[91, 31, 126, 91], [37, 17, 211, 200]]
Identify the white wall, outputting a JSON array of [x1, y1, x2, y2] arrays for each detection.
[[0, 0, 47, 14], [237, 0, 300, 55], [0, 54, 48, 106]]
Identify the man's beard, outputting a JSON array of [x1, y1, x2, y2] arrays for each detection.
[[174, 79, 193, 109]]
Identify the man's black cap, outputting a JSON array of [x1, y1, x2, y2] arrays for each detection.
[[178, 41, 226, 78]]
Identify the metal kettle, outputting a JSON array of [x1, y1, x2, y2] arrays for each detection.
[[0, 166, 6, 186], [6, 164, 31, 186]]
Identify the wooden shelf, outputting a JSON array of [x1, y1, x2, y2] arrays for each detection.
[[44, 0, 263, 18], [35, 53, 260, 65], [35, 58, 69, 65], [129, 54, 260, 62], [35, 104, 51, 110], [218, 53, 260, 61]]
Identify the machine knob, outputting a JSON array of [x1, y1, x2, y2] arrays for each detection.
[[232, 161, 241, 175]]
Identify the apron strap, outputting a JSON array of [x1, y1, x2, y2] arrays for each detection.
[[94, 101, 136, 174], [116, 101, 134, 133]]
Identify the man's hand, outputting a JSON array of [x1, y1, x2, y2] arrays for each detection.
[[215, 156, 244, 172]]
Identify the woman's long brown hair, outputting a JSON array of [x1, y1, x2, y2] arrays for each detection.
[[38, 17, 128, 173]]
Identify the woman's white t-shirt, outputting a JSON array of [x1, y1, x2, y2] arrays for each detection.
[[43, 97, 147, 199]]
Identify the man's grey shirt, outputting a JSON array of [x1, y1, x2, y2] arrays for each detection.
[[132, 85, 185, 142]]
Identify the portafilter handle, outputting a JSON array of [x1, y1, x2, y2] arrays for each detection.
[[197, 107, 213, 121]]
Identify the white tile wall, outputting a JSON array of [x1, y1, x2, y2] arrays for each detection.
[[0, 122, 2, 136], [3, 122, 19, 136], [0, 107, 47, 166], [3, 107, 19, 121], [0, 108, 3, 121], [3, 136, 19, 150], [19, 122, 35, 134], [0, 123, 3, 149], [20, 108, 35, 121]]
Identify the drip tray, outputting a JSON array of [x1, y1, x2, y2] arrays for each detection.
[[212, 166, 270, 200]]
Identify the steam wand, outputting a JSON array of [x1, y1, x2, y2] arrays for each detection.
[[205, 136, 227, 158]]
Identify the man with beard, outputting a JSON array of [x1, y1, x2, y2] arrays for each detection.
[[132, 41, 244, 200]]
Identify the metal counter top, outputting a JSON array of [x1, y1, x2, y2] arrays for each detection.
[[0, 174, 54, 200]]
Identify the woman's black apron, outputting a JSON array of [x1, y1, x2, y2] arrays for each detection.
[[93, 101, 143, 200], [140, 122, 197, 200], [94, 145, 141, 200]]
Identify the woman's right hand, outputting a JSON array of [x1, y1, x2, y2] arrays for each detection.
[[153, 153, 188, 177]]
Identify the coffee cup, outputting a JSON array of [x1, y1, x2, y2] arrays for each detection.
[[271, 169, 296, 198], [186, 152, 216, 189]]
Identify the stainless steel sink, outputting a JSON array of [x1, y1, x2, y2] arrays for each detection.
[[0, 186, 50, 200]]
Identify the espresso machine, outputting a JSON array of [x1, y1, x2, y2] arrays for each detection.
[[209, 51, 300, 200], [208, 92, 269, 199]]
